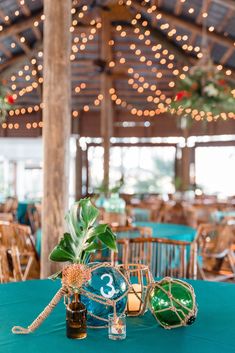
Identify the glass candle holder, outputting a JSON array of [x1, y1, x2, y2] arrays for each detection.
[[108, 313, 126, 340], [119, 263, 153, 316], [66, 300, 87, 339]]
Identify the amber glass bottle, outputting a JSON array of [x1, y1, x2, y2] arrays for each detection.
[[66, 296, 87, 339]]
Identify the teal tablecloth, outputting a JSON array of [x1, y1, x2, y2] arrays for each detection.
[[1, 279, 235, 353], [212, 211, 235, 223], [17, 201, 30, 224], [134, 222, 196, 242], [132, 208, 151, 222]]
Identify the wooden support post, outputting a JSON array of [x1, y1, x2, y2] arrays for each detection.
[[41, 0, 71, 278], [181, 145, 191, 192], [75, 138, 83, 201], [100, 11, 113, 190], [181, 129, 191, 192]]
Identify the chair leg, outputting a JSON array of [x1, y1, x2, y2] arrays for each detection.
[[11, 246, 23, 281], [0, 248, 10, 283], [22, 256, 34, 281], [227, 251, 235, 277]]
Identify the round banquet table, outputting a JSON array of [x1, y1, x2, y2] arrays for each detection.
[[133, 222, 197, 242], [1, 279, 235, 353]]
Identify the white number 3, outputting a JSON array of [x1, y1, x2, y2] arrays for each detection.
[[100, 274, 120, 299]]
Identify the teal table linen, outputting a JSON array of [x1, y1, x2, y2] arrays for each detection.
[[134, 222, 196, 242], [1, 279, 235, 353], [212, 211, 235, 223], [17, 201, 30, 224]]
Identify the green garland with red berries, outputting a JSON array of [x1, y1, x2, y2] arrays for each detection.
[[170, 65, 235, 120], [0, 83, 15, 123]]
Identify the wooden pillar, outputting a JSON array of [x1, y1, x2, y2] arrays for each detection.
[[75, 138, 83, 201], [41, 0, 71, 278], [181, 129, 190, 191], [85, 148, 89, 195], [100, 11, 113, 190], [181, 145, 191, 191]]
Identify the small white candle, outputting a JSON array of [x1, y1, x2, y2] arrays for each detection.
[[128, 284, 142, 312]]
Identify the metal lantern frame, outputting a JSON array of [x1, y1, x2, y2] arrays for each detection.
[[118, 263, 154, 317]]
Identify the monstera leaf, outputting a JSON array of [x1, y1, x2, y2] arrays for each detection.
[[49, 198, 117, 265]]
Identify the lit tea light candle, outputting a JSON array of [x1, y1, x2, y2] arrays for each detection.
[[127, 284, 142, 314], [108, 314, 126, 340]]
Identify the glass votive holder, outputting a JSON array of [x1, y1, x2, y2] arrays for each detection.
[[108, 313, 126, 340]]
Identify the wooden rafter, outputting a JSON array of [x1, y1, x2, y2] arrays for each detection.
[[0, 41, 42, 86], [0, 5, 43, 99], [0, 42, 12, 58], [156, 7, 235, 49], [217, 9, 234, 33], [174, 0, 184, 16], [196, 0, 212, 25], [16, 0, 42, 40], [12, 34, 42, 98], [156, 0, 164, 8], [13, 34, 31, 56], [0, 9, 10, 24], [0, 11, 43, 40], [17, 0, 31, 17], [130, 2, 192, 64], [220, 47, 234, 65]]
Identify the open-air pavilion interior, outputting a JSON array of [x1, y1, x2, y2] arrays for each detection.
[[0, 0, 235, 351]]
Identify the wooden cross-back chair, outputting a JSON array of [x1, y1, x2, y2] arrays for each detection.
[[27, 203, 41, 236], [0, 213, 14, 223], [2, 197, 18, 215], [115, 237, 196, 279], [0, 246, 11, 283], [194, 223, 235, 281], [111, 238, 129, 266], [0, 223, 39, 281]]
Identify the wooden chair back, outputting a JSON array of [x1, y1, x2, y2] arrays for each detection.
[[27, 203, 41, 235], [111, 238, 129, 266], [194, 223, 235, 280], [0, 213, 14, 222], [128, 237, 196, 279], [2, 197, 18, 216], [0, 247, 10, 283], [0, 223, 39, 281]]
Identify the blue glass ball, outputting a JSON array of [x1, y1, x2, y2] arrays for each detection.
[[81, 264, 129, 327]]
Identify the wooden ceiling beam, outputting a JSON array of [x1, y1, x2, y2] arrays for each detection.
[[32, 26, 42, 41], [0, 11, 43, 40], [130, 2, 192, 65], [174, 0, 184, 16], [13, 34, 32, 56], [0, 10, 10, 24], [196, 0, 212, 25], [0, 42, 12, 58], [220, 47, 234, 65], [217, 9, 234, 33], [17, 0, 31, 17], [0, 42, 42, 76], [158, 7, 235, 49]]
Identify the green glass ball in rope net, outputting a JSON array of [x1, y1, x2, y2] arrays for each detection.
[[149, 277, 197, 329]]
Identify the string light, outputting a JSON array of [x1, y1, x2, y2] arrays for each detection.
[[1, 0, 234, 131]]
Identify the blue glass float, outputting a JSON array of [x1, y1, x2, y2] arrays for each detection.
[[103, 193, 126, 214], [81, 263, 129, 327]]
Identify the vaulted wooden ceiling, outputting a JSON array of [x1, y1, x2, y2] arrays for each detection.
[[0, 0, 234, 138]]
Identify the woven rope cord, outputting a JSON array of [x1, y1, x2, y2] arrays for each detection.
[[12, 262, 130, 334], [12, 286, 67, 334]]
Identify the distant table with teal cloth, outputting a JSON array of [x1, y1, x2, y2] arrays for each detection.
[[211, 211, 235, 223], [133, 222, 197, 242], [17, 201, 30, 224], [1, 279, 235, 353]]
